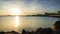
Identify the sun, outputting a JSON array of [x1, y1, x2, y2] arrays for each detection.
[[12, 8, 20, 15], [10, 7, 21, 15]]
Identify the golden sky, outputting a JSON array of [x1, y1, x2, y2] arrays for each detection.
[[0, 0, 60, 15]]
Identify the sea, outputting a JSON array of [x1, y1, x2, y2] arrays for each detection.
[[0, 16, 60, 32]]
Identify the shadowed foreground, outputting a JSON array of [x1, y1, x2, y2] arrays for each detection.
[[0, 27, 53, 34]]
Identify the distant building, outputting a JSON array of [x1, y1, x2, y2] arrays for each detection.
[[57, 11, 60, 15], [45, 12, 56, 16], [45, 11, 60, 16]]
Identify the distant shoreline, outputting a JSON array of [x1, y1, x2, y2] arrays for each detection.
[[0, 15, 60, 18]]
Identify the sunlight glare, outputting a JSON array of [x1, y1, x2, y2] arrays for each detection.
[[15, 16, 19, 27], [10, 7, 21, 15]]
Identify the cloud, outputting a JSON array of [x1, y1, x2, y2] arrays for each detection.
[[0, 0, 60, 15]]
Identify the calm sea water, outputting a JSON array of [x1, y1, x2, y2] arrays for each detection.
[[0, 16, 60, 32]]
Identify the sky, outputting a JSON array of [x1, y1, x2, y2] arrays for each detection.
[[0, 0, 60, 15]]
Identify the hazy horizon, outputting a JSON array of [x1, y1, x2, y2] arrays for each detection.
[[0, 0, 60, 15]]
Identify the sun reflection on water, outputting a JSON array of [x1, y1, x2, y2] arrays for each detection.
[[15, 16, 19, 28]]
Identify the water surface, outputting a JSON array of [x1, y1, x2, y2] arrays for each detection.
[[0, 16, 60, 32]]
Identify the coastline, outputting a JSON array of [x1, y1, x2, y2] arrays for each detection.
[[0, 15, 60, 18]]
